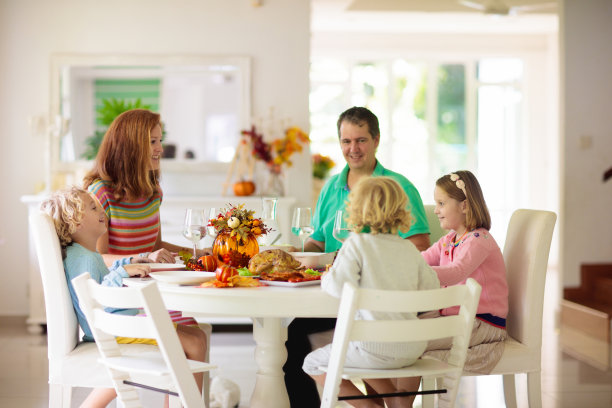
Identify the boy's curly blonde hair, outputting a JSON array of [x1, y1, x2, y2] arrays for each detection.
[[345, 176, 413, 235], [40, 186, 87, 249]]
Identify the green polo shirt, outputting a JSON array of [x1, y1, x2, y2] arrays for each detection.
[[311, 161, 429, 253]]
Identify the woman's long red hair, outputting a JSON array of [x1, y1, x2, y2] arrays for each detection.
[[83, 109, 161, 201]]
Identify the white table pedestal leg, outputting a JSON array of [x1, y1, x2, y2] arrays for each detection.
[[250, 317, 290, 408]]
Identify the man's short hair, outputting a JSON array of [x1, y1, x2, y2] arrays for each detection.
[[337, 107, 380, 140]]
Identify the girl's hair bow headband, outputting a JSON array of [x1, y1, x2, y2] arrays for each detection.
[[450, 173, 466, 196]]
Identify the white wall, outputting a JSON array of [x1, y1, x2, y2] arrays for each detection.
[[0, 0, 310, 315], [560, 0, 612, 286]]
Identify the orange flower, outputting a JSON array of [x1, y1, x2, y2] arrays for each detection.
[[243, 125, 310, 170], [312, 153, 336, 179]]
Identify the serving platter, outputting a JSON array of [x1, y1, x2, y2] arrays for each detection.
[[150, 271, 216, 285], [260, 279, 321, 288], [148, 263, 186, 272]]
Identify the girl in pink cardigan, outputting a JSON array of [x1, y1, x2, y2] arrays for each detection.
[[401, 170, 509, 408], [421, 170, 508, 374]]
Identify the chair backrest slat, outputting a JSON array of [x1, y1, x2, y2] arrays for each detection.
[[92, 309, 156, 340], [357, 283, 471, 312], [86, 279, 150, 309], [502, 209, 556, 346], [350, 315, 464, 343], [30, 212, 80, 361]]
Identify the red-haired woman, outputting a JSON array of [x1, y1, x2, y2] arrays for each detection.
[[83, 109, 208, 265]]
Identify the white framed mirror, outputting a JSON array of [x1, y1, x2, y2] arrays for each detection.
[[50, 53, 251, 173]]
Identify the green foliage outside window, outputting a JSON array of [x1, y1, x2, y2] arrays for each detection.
[[437, 65, 465, 145], [81, 98, 151, 160], [411, 64, 466, 145]]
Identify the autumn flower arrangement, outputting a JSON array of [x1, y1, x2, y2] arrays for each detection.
[[209, 204, 269, 243], [312, 153, 335, 180], [242, 125, 310, 175]]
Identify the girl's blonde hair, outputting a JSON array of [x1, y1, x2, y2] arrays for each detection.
[[436, 170, 491, 231], [83, 109, 161, 201], [40, 186, 88, 251], [345, 176, 412, 235]]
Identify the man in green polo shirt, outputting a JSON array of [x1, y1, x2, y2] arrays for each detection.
[[285, 107, 431, 408], [304, 106, 430, 253]]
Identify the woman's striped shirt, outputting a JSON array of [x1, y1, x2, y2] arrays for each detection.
[[88, 179, 162, 255]]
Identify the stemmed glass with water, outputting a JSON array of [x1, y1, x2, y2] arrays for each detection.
[[292, 207, 313, 252], [333, 209, 351, 243], [207, 208, 220, 241], [260, 197, 280, 246], [183, 208, 207, 259]]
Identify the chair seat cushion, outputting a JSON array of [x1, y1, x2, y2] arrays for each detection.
[[463, 336, 541, 376]]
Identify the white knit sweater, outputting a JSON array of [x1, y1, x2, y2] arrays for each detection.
[[322, 232, 440, 359]]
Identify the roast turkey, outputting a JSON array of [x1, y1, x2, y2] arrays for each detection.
[[248, 249, 301, 275]]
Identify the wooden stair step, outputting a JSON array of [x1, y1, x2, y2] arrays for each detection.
[[562, 264, 612, 343], [561, 299, 611, 343], [592, 277, 612, 305]]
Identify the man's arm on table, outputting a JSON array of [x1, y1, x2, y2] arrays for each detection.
[[408, 233, 430, 252], [304, 237, 325, 252]]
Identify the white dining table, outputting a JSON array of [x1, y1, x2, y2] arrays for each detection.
[[124, 278, 339, 408]]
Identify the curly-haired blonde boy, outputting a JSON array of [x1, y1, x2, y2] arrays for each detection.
[[302, 177, 440, 408], [41, 186, 208, 408]]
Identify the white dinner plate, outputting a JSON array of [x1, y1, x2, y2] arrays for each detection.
[[148, 263, 186, 271], [149, 271, 216, 285], [260, 279, 321, 287]]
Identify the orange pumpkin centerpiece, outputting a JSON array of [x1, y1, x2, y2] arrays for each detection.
[[208, 204, 269, 268]]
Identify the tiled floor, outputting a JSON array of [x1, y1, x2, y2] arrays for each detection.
[[1, 269, 611, 408]]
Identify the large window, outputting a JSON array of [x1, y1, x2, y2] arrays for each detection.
[[310, 56, 524, 239]]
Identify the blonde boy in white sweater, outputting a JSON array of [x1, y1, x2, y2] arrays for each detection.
[[303, 176, 439, 408]]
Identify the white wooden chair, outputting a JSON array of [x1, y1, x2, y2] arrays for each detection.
[[459, 209, 557, 408], [30, 211, 212, 407], [424, 204, 448, 244], [72, 272, 216, 408], [319, 279, 482, 408]]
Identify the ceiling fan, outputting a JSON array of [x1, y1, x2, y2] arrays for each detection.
[[459, 0, 556, 16]]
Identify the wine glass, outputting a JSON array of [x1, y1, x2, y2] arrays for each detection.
[[207, 207, 220, 238], [292, 207, 313, 252], [333, 209, 351, 243], [183, 208, 207, 259], [260, 197, 280, 246]]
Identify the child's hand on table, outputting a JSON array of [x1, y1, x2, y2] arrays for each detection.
[[132, 257, 153, 264], [124, 264, 150, 278]]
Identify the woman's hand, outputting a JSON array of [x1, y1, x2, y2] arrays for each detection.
[[124, 264, 150, 278], [148, 248, 177, 263]]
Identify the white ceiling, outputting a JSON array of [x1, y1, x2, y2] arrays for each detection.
[[311, 0, 558, 34]]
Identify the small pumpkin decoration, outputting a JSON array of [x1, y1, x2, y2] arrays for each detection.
[[197, 255, 218, 272], [215, 264, 239, 283], [233, 180, 256, 196]]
